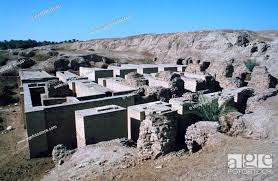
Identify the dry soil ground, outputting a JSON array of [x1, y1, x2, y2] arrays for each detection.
[[0, 105, 54, 181], [43, 95, 278, 181]]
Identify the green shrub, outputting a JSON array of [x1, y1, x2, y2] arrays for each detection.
[[0, 52, 9, 66], [244, 59, 258, 72], [190, 95, 236, 122], [143, 59, 153, 64], [33, 53, 51, 62]]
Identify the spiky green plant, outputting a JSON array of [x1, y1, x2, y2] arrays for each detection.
[[191, 95, 236, 122], [244, 59, 258, 72]]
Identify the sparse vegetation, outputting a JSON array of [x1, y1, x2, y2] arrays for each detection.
[[191, 95, 236, 122], [143, 59, 153, 64], [244, 59, 258, 72], [0, 79, 18, 106], [33, 53, 51, 62], [0, 51, 9, 66]]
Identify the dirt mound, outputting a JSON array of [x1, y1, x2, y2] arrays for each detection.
[[43, 139, 137, 181]]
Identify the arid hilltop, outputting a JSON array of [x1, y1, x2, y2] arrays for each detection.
[[1, 30, 278, 78], [55, 30, 278, 76]]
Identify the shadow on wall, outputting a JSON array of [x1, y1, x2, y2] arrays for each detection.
[[175, 113, 201, 151]]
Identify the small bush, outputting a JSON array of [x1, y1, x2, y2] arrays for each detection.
[[33, 53, 51, 62], [143, 59, 153, 64], [190, 95, 236, 122], [244, 59, 258, 72], [0, 52, 9, 66]]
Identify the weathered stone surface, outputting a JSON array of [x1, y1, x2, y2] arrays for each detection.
[[245, 88, 278, 113], [170, 77, 185, 97], [52, 144, 75, 164], [182, 92, 199, 101], [220, 77, 245, 89], [228, 117, 246, 137], [261, 43, 270, 52], [235, 34, 249, 47], [153, 71, 185, 96], [122, 72, 148, 87], [185, 63, 202, 73], [250, 46, 258, 53], [184, 121, 221, 153], [200, 61, 210, 71], [139, 86, 172, 102], [137, 113, 177, 160], [219, 87, 254, 113], [219, 112, 243, 133], [47, 80, 73, 97], [206, 61, 249, 89], [94, 62, 108, 69], [248, 66, 278, 93], [232, 63, 251, 80]]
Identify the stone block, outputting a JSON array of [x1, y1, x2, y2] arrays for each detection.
[[127, 101, 171, 141], [75, 105, 127, 147]]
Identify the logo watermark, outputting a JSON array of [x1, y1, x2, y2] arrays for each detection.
[[32, 4, 62, 20], [17, 125, 57, 144], [228, 154, 273, 175], [90, 16, 130, 35]]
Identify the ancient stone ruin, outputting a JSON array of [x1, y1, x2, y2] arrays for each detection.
[[18, 62, 278, 160]]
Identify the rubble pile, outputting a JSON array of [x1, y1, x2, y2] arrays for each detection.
[[137, 113, 177, 160]]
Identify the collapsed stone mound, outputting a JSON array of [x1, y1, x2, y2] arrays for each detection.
[[138, 86, 172, 102], [137, 113, 177, 160], [245, 88, 278, 113], [122, 72, 149, 87], [154, 71, 185, 96], [154, 71, 180, 81], [185, 61, 210, 73], [52, 144, 75, 165], [47, 80, 73, 97], [248, 66, 278, 93], [206, 61, 250, 89], [182, 92, 199, 101], [185, 121, 223, 153], [235, 33, 250, 47], [218, 111, 243, 134], [170, 77, 185, 97]]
